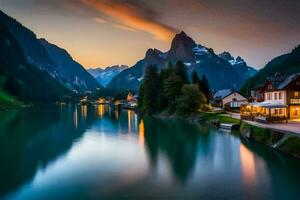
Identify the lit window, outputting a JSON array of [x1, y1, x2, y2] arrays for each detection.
[[295, 92, 299, 97]]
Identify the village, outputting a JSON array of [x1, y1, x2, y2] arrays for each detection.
[[213, 73, 300, 134]]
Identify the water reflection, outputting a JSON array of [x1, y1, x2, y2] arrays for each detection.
[[1, 105, 300, 199], [138, 120, 145, 147], [240, 144, 257, 191]]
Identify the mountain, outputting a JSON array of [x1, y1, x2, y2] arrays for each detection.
[[108, 31, 257, 91], [241, 45, 300, 96], [88, 65, 128, 87], [0, 10, 101, 93], [0, 19, 71, 102], [39, 39, 103, 92], [0, 10, 57, 73]]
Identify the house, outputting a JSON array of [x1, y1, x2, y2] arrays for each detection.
[[250, 85, 265, 102], [213, 89, 248, 109], [124, 92, 138, 109], [241, 73, 300, 121], [127, 92, 137, 102]]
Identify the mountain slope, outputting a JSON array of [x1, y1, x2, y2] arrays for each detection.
[[88, 65, 128, 87], [0, 19, 71, 102], [0, 10, 56, 73], [39, 39, 103, 92], [240, 45, 300, 96], [108, 31, 257, 91], [0, 10, 100, 93]]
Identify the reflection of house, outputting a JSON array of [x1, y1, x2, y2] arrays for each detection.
[[241, 73, 300, 121], [213, 89, 248, 109]]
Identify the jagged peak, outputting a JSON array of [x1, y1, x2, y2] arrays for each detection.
[[178, 31, 187, 36], [144, 48, 162, 62], [172, 31, 195, 44], [219, 51, 234, 61], [236, 56, 245, 63]]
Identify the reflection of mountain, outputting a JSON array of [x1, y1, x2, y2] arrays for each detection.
[[143, 117, 201, 183], [0, 106, 97, 196]]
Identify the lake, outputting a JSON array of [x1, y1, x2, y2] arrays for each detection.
[[1, 105, 300, 200]]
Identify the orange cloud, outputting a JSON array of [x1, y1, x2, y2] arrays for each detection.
[[113, 24, 136, 32], [92, 17, 107, 24], [81, 0, 176, 41]]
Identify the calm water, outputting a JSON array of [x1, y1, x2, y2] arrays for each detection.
[[1, 105, 300, 200]]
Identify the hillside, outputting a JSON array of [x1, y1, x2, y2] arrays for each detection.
[[0, 10, 101, 93], [40, 39, 103, 92], [0, 19, 72, 102], [108, 31, 257, 91], [241, 45, 300, 96]]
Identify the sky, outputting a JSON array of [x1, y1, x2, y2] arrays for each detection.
[[0, 0, 299, 69]]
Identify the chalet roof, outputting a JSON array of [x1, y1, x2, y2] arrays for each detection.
[[266, 75, 287, 89], [214, 89, 233, 99], [277, 73, 300, 89], [263, 73, 300, 90]]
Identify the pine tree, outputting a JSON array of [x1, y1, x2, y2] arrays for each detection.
[[174, 61, 189, 84], [141, 65, 160, 114], [192, 71, 200, 84], [164, 73, 184, 112], [200, 75, 210, 102]]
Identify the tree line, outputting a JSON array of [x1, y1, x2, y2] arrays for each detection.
[[138, 61, 211, 115]]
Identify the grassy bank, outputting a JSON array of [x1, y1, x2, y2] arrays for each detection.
[[240, 121, 300, 158], [155, 110, 300, 159], [155, 111, 240, 124]]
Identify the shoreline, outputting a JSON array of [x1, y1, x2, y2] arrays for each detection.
[[153, 111, 300, 159]]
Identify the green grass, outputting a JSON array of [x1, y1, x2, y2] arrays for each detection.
[[197, 112, 241, 124], [240, 122, 272, 144], [0, 89, 23, 110]]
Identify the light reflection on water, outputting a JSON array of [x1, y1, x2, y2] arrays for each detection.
[[1, 105, 300, 199]]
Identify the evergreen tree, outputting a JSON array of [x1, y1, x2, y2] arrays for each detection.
[[141, 65, 160, 114], [200, 75, 210, 102], [138, 84, 145, 108], [192, 71, 200, 84], [164, 73, 184, 112], [174, 61, 189, 84], [167, 62, 174, 69], [3, 75, 21, 97]]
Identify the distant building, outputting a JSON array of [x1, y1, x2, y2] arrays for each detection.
[[213, 89, 248, 109], [125, 92, 138, 109], [242, 73, 300, 121], [127, 92, 136, 102]]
